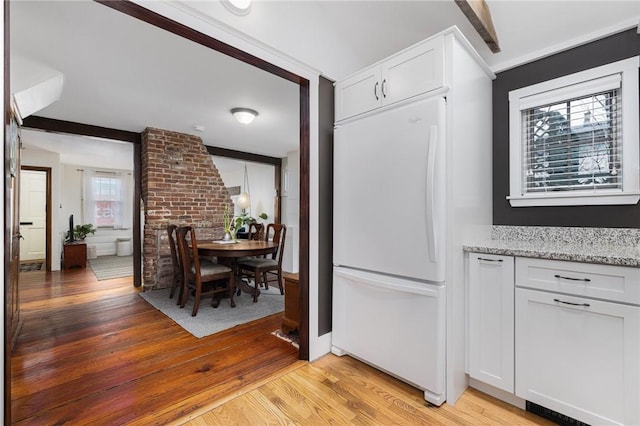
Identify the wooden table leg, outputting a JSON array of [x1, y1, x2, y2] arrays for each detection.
[[219, 257, 260, 300]]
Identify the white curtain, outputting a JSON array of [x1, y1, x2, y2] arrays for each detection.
[[82, 171, 96, 226], [118, 173, 133, 230]]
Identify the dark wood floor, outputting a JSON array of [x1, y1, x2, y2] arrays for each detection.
[[11, 268, 299, 425]]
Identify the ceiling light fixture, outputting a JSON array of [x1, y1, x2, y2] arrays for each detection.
[[222, 0, 252, 16], [231, 107, 259, 125]]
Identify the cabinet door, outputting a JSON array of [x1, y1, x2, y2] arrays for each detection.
[[468, 253, 514, 392], [334, 65, 381, 121], [381, 36, 444, 107], [515, 288, 640, 426]]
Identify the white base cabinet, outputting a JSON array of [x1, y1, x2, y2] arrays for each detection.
[[468, 253, 514, 393], [466, 255, 640, 425], [515, 287, 639, 426]]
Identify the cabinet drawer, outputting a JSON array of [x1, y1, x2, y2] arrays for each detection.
[[515, 257, 640, 305]]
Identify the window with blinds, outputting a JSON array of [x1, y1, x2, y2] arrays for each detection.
[[508, 57, 639, 207], [523, 88, 621, 192]]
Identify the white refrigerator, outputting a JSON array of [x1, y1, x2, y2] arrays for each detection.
[[332, 96, 447, 405]]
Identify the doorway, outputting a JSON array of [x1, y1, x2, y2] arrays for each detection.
[[19, 166, 51, 272]]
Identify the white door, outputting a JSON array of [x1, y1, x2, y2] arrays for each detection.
[[19, 169, 47, 261], [334, 96, 446, 282]]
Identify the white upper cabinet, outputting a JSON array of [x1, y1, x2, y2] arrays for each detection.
[[334, 66, 381, 122], [335, 36, 444, 121]]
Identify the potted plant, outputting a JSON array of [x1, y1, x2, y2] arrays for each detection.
[[66, 224, 97, 241], [234, 212, 268, 232]]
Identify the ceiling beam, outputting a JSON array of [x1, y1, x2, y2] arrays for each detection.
[[454, 0, 501, 53]]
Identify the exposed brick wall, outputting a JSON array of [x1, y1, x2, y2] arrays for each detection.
[[141, 127, 232, 289]]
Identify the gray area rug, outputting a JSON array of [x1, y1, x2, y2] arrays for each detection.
[[89, 255, 133, 280], [139, 285, 284, 338]]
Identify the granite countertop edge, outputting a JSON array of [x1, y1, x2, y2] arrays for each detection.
[[463, 240, 640, 267]]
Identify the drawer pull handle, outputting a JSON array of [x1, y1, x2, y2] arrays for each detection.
[[553, 298, 590, 307], [477, 257, 503, 262], [554, 274, 590, 282]]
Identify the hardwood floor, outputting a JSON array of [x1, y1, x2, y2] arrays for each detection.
[[183, 355, 553, 426], [13, 268, 552, 426], [11, 268, 299, 425]]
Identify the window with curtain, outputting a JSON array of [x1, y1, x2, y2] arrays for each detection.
[[508, 56, 639, 207], [83, 170, 133, 229]]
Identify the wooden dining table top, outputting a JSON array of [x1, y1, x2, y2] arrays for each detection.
[[197, 239, 278, 258]]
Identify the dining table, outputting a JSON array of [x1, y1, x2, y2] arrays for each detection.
[[197, 239, 279, 300]]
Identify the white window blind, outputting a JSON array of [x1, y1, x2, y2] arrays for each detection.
[[522, 85, 621, 193], [507, 56, 639, 207]]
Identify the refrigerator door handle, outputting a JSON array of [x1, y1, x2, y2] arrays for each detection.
[[335, 268, 440, 297], [425, 124, 438, 262]]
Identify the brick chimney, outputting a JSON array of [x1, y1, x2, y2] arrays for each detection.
[[141, 127, 231, 289]]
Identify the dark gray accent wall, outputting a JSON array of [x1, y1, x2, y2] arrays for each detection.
[[493, 29, 640, 228], [318, 76, 334, 335]]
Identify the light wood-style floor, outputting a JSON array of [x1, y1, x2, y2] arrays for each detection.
[[12, 268, 553, 425]]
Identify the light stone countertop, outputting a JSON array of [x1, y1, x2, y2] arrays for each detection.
[[463, 226, 640, 267], [463, 239, 640, 267]]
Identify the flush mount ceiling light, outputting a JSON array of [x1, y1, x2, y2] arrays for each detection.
[[231, 107, 259, 125], [222, 0, 252, 16]]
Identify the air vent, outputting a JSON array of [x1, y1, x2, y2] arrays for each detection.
[[526, 401, 590, 426]]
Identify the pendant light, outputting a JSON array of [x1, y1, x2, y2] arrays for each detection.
[[237, 164, 251, 211]]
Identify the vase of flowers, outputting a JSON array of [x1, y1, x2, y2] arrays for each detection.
[[222, 204, 236, 242]]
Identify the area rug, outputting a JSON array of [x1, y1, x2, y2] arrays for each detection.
[[20, 261, 44, 272], [139, 286, 284, 338], [89, 255, 133, 280]]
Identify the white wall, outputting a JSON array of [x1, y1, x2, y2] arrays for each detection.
[[212, 157, 276, 224]]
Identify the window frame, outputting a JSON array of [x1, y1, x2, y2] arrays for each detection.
[[91, 175, 121, 228], [508, 56, 639, 207]]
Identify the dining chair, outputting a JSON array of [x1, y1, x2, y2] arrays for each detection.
[[167, 225, 183, 304], [176, 226, 235, 316], [237, 223, 287, 302], [247, 222, 265, 241]]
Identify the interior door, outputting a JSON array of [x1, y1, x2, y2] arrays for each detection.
[[5, 106, 21, 425], [19, 169, 46, 262]]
